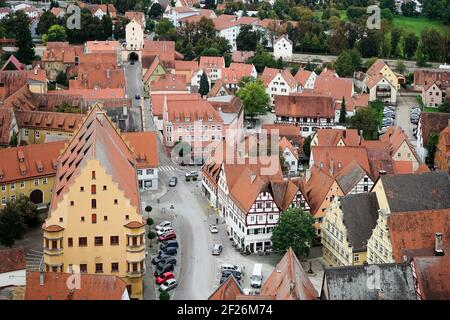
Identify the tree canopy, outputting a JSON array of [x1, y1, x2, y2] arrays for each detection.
[[236, 80, 269, 118]]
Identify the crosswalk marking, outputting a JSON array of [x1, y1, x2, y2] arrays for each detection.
[[159, 165, 181, 172]]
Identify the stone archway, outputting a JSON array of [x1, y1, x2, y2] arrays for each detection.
[[128, 52, 139, 62], [30, 189, 43, 204]]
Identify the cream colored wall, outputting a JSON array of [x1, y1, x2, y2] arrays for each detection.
[[20, 128, 74, 144], [0, 176, 55, 206], [372, 179, 390, 213], [380, 65, 399, 89], [43, 158, 145, 299], [29, 83, 46, 94], [392, 141, 419, 171]]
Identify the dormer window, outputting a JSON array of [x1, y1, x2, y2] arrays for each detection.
[[208, 117, 213, 122], [185, 117, 190, 122]]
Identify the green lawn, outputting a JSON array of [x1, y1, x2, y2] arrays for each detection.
[[424, 107, 441, 113], [392, 16, 449, 35], [313, 10, 348, 21]]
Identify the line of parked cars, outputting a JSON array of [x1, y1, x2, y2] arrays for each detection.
[[152, 220, 179, 292], [410, 107, 421, 138], [380, 105, 396, 134], [220, 264, 243, 285]]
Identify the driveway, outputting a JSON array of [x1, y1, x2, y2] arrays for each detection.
[[396, 94, 417, 141]]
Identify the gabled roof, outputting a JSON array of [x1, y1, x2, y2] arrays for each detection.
[[335, 160, 369, 193], [174, 60, 198, 72], [294, 68, 312, 87], [123, 132, 159, 169], [340, 193, 379, 252], [142, 56, 166, 83], [362, 140, 395, 179], [412, 254, 450, 300], [305, 166, 336, 215], [279, 136, 298, 160], [366, 73, 394, 90], [49, 105, 140, 213], [166, 99, 222, 123], [14, 110, 84, 133], [207, 79, 231, 98], [261, 67, 297, 88], [199, 56, 225, 69], [379, 171, 450, 213], [275, 94, 335, 118], [0, 248, 26, 274], [231, 51, 254, 63], [208, 95, 243, 113], [270, 179, 300, 211], [312, 75, 354, 102], [25, 272, 127, 300], [150, 74, 188, 91], [1, 55, 25, 71], [150, 93, 201, 117], [208, 274, 243, 300], [388, 208, 450, 262], [259, 248, 317, 300], [323, 263, 416, 300], [314, 128, 361, 147], [366, 59, 388, 77], [124, 11, 145, 24], [0, 141, 65, 184]]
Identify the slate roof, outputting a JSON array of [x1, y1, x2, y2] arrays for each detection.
[[322, 263, 416, 300], [335, 161, 369, 194], [340, 193, 379, 252], [380, 171, 450, 213]]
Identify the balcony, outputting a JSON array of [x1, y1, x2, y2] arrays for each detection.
[[126, 243, 145, 253], [43, 247, 63, 256], [127, 270, 145, 278]]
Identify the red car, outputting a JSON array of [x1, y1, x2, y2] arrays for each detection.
[[158, 231, 176, 242], [155, 271, 175, 285]]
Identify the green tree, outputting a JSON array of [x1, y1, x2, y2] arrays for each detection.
[[359, 30, 383, 58], [347, 107, 380, 140], [381, 0, 396, 13], [0, 11, 35, 64], [37, 11, 58, 35], [427, 133, 439, 164], [271, 208, 316, 259], [0, 201, 26, 248], [247, 46, 278, 73], [390, 28, 403, 58], [236, 25, 262, 51], [159, 291, 170, 300], [201, 48, 220, 57], [56, 71, 68, 87], [101, 14, 113, 40], [155, 18, 176, 41], [401, 2, 418, 17], [113, 18, 129, 40], [339, 97, 347, 124], [148, 2, 163, 18], [236, 80, 269, 118], [15, 195, 40, 227], [303, 135, 312, 159], [396, 61, 406, 74], [9, 131, 18, 147], [147, 231, 156, 247], [419, 27, 445, 62], [404, 32, 419, 59], [55, 101, 80, 114], [198, 72, 210, 97], [438, 100, 450, 113], [335, 50, 354, 77]]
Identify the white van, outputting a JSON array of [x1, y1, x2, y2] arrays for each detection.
[[250, 263, 263, 288]]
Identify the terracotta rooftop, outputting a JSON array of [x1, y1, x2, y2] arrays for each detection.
[[419, 112, 450, 146], [208, 95, 243, 114], [174, 60, 198, 72], [208, 275, 243, 300], [312, 74, 354, 103], [222, 63, 254, 85], [0, 69, 46, 100], [142, 56, 165, 83], [1, 55, 25, 71], [207, 79, 231, 97], [275, 94, 335, 118], [294, 68, 312, 87], [314, 128, 361, 147], [124, 11, 144, 24], [150, 93, 201, 117], [42, 43, 83, 63], [261, 67, 297, 88], [150, 74, 188, 92], [15, 110, 84, 133], [279, 136, 298, 160], [366, 59, 388, 78], [414, 69, 450, 88], [259, 248, 317, 300], [0, 108, 15, 145], [165, 99, 222, 124], [0, 247, 26, 274], [25, 272, 127, 300], [362, 140, 396, 178], [70, 67, 125, 90], [412, 254, 450, 300], [123, 132, 159, 168], [49, 105, 140, 213], [305, 166, 337, 215], [388, 208, 450, 262], [199, 56, 225, 69], [231, 51, 254, 63], [0, 141, 65, 184]]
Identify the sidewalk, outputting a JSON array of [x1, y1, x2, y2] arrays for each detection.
[[140, 179, 168, 207]]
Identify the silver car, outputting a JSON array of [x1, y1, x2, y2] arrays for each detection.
[[159, 278, 178, 292], [212, 244, 223, 256]]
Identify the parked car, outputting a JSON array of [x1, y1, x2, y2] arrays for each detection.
[[221, 264, 242, 274], [158, 231, 176, 242], [154, 262, 175, 277], [156, 226, 174, 236], [155, 221, 172, 231], [160, 239, 179, 250], [222, 270, 242, 280], [209, 224, 218, 233], [159, 278, 178, 292], [185, 171, 198, 178], [155, 271, 175, 285], [212, 243, 223, 256], [157, 246, 177, 257], [169, 177, 177, 187], [152, 253, 171, 265]]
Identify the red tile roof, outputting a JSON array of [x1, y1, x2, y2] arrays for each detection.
[[419, 112, 450, 146], [0, 141, 65, 184], [208, 275, 243, 300], [49, 105, 140, 212], [71, 67, 125, 90], [174, 60, 198, 72], [15, 110, 84, 133], [294, 68, 312, 87], [150, 93, 201, 117], [166, 99, 222, 123], [412, 254, 450, 300], [231, 51, 254, 63], [199, 56, 225, 69], [123, 132, 159, 168], [314, 128, 361, 147], [150, 74, 188, 92], [25, 272, 127, 300], [313, 74, 354, 102], [366, 59, 388, 78], [261, 67, 297, 88], [222, 63, 254, 85], [259, 248, 317, 300], [388, 208, 450, 262], [0, 248, 26, 274], [275, 94, 335, 118], [42, 43, 83, 63], [0, 108, 15, 145], [1, 55, 25, 71], [124, 11, 144, 24]]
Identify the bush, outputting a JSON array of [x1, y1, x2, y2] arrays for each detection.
[[145, 206, 152, 213], [192, 176, 197, 181], [146, 218, 154, 226], [159, 291, 170, 300], [185, 176, 191, 182]]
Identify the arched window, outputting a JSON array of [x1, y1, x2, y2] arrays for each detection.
[[91, 213, 97, 224], [91, 184, 96, 195], [91, 199, 97, 209]]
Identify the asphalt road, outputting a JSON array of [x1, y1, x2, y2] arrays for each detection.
[[396, 94, 417, 141], [124, 61, 144, 108]]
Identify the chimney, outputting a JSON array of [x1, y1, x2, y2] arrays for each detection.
[[305, 168, 311, 182], [435, 232, 444, 256], [39, 271, 45, 286], [250, 173, 256, 184], [379, 170, 387, 175], [343, 130, 346, 139], [359, 129, 363, 138], [329, 158, 334, 176], [34, 68, 38, 75]]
